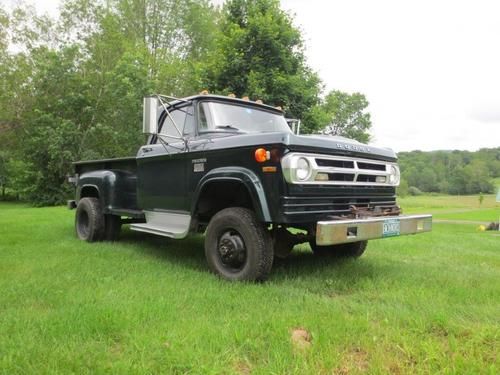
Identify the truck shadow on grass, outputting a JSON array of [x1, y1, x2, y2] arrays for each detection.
[[271, 250, 402, 295], [118, 228, 399, 286], [118, 228, 209, 273]]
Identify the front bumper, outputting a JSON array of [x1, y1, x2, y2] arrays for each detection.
[[315, 214, 432, 246]]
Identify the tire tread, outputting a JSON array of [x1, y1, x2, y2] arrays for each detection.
[[205, 207, 273, 281], [75, 197, 105, 242]]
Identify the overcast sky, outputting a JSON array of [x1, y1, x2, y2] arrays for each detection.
[[11, 0, 500, 151]]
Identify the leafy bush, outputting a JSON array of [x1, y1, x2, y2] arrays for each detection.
[[397, 178, 409, 197], [408, 186, 423, 196]]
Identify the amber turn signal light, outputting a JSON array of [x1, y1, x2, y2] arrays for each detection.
[[262, 166, 277, 173], [254, 148, 269, 163]]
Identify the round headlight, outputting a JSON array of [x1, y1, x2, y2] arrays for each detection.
[[388, 165, 400, 186], [296, 157, 311, 181]]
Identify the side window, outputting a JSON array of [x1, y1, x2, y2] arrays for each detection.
[[198, 102, 209, 130], [183, 106, 195, 136], [160, 109, 187, 139]]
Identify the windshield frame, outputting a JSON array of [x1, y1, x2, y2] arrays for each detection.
[[196, 99, 292, 135]]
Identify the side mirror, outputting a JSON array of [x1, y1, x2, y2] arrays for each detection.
[[286, 118, 301, 135], [143, 96, 159, 134]]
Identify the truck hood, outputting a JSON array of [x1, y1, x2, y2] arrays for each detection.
[[191, 131, 397, 162], [282, 133, 397, 161], [205, 132, 397, 161]]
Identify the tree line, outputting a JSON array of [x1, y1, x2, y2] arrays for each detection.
[[0, 0, 373, 205], [3, 1, 495, 205], [397, 148, 499, 196]]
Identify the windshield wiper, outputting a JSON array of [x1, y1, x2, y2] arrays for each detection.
[[215, 125, 243, 132]]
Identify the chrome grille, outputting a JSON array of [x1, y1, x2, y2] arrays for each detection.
[[281, 152, 400, 186]]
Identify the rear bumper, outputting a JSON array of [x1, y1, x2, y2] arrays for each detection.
[[315, 214, 432, 246]]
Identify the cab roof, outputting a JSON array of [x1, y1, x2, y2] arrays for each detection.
[[165, 94, 284, 114]]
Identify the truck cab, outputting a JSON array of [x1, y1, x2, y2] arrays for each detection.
[[70, 94, 432, 281]]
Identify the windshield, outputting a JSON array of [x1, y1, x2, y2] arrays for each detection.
[[198, 101, 291, 133]]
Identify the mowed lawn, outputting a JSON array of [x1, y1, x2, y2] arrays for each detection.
[[0, 199, 499, 374], [400, 194, 499, 222]]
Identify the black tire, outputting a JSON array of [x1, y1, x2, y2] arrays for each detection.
[[75, 197, 105, 242], [205, 207, 273, 281], [310, 240, 368, 258], [272, 227, 295, 260], [274, 241, 294, 260], [103, 214, 121, 241]]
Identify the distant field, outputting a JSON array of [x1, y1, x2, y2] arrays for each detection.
[[400, 194, 499, 222], [433, 209, 499, 222], [399, 194, 499, 222], [0, 200, 499, 373]]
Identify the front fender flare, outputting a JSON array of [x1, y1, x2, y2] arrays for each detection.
[[192, 167, 271, 222]]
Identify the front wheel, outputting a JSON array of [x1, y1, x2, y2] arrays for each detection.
[[310, 240, 368, 258], [204, 207, 274, 281]]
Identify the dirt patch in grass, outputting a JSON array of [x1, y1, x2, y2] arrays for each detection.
[[233, 360, 252, 375], [334, 347, 369, 374], [291, 328, 312, 351], [108, 342, 123, 358]]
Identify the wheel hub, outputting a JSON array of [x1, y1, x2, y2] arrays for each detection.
[[218, 232, 246, 269]]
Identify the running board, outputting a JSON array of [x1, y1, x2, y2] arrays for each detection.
[[130, 223, 179, 238], [130, 210, 190, 239]]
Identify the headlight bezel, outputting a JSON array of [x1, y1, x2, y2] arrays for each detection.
[[388, 165, 400, 186], [295, 157, 312, 181]]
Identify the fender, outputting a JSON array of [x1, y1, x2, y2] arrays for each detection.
[[76, 170, 116, 210], [77, 170, 137, 213], [76, 182, 99, 199], [192, 167, 272, 222]]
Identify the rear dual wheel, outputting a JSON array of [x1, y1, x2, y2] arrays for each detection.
[[104, 214, 121, 241], [75, 198, 121, 242]]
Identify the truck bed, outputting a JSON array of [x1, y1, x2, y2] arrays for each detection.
[[74, 156, 142, 217], [74, 156, 137, 175]]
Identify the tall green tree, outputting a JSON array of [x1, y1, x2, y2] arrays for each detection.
[[0, 0, 381, 205], [0, 0, 219, 204], [204, 0, 321, 120], [307, 90, 372, 143], [0, 7, 8, 53]]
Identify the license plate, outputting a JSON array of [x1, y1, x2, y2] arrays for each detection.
[[383, 218, 400, 237]]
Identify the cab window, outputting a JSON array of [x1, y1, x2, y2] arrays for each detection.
[[159, 105, 195, 139], [182, 106, 195, 136], [160, 109, 186, 138], [198, 102, 209, 130]]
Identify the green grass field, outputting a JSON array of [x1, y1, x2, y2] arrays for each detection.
[[0, 197, 499, 374], [399, 194, 499, 222]]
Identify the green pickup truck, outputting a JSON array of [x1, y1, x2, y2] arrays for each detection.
[[69, 94, 432, 281]]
